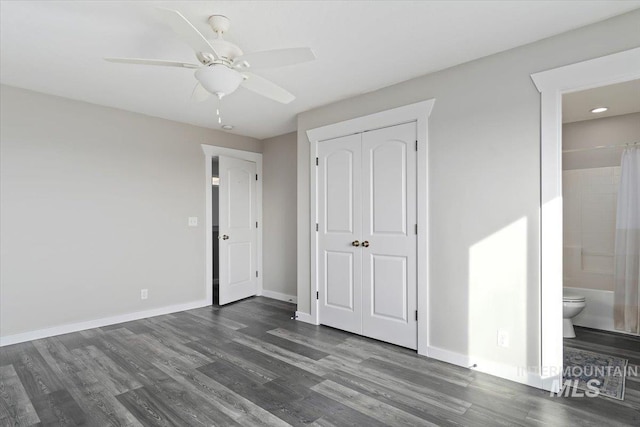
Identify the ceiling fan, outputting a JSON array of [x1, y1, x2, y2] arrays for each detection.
[[105, 8, 315, 105]]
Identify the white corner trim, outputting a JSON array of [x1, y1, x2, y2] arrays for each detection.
[[261, 290, 298, 304], [294, 311, 319, 325], [0, 299, 209, 347]]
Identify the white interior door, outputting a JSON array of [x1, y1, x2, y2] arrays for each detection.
[[361, 123, 417, 349], [317, 134, 362, 334], [219, 156, 257, 305], [316, 123, 417, 349]]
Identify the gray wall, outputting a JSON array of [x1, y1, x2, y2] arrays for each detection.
[[296, 10, 640, 371], [0, 85, 261, 337], [563, 112, 640, 170], [262, 132, 297, 298]]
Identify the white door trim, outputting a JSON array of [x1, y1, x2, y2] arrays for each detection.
[[305, 99, 435, 356], [531, 47, 640, 392], [201, 144, 263, 305]]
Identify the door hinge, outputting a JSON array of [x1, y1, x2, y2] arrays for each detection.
[[316, 291, 319, 300], [256, 174, 258, 181], [415, 224, 418, 235], [256, 271, 259, 278], [316, 157, 319, 166], [316, 223, 319, 231], [256, 221, 258, 228], [415, 310, 418, 321], [416, 140, 418, 151]]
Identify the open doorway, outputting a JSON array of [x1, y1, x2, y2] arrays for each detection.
[[201, 144, 263, 307], [560, 80, 640, 400], [562, 80, 640, 335]]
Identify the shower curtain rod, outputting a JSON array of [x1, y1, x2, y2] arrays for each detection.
[[562, 141, 639, 154]]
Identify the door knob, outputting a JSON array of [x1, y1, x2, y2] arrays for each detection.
[[362, 240, 370, 247], [352, 240, 360, 247], [219, 235, 229, 240]]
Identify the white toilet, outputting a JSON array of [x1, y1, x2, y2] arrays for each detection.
[[563, 291, 586, 338]]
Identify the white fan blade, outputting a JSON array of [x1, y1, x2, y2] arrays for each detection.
[[241, 72, 295, 104], [156, 8, 219, 60], [233, 47, 315, 70], [105, 57, 200, 69], [191, 82, 211, 102]]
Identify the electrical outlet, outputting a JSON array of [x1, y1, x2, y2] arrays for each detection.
[[141, 289, 148, 300], [497, 329, 509, 348], [188, 217, 198, 227]]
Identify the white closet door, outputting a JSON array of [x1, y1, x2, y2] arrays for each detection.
[[361, 123, 417, 349], [317, 134, 362, 334], [218, 156, 258, 305]]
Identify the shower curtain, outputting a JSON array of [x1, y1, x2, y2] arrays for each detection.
[[614, 147, 640, 334]]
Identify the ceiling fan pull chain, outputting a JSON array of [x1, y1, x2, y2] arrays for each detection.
[[216, 96, 223, 124]]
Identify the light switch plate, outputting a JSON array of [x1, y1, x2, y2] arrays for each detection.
[[188, 217, 198, 227]]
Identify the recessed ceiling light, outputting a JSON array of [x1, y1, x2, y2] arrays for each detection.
[[221, 124, 234, 130], [590, 107, 608, 113]]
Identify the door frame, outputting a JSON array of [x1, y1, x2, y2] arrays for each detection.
[[531, 47, 640, 392], [201, 144, 263, 305], [305, 99, 435, 355]]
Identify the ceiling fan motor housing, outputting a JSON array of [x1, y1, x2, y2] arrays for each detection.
[[209, 39, 243, 63]]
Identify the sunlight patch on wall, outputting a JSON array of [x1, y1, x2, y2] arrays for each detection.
[[469, 217, 528, 365]]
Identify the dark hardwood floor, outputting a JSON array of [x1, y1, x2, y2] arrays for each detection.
[[1, 297, 639, 426]]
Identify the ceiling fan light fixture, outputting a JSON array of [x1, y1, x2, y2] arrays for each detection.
[[195, 65, 243, 98]]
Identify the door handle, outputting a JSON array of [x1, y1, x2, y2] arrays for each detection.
[[219, 235, 229, 240], [352, 240, 360, 247], [362, 240, 370, 247]]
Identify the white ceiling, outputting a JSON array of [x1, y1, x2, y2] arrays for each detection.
[[1, 1, 639, 139], [563, 79, 640, 123]]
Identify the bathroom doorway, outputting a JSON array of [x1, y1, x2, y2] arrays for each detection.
[[560, 80, 640, 399], [562, 80, 640, 336]]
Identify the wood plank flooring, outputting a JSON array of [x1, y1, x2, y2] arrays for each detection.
[[1, 297, 639, 426]]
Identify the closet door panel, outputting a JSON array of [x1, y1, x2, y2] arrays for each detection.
[[370, 140, 407, 235], [317, 134, 362, 334], [361, 122, 418, 349], [371, 254, 407, 321]]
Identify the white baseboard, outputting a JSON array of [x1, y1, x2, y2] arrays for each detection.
[[0, 299, 209, 347], [261, 290, 297, 304], [427, 345, 546, 390], [294, 311, 319, 325], [426, 345, 472, 368], [471, 357, 544, 389]]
